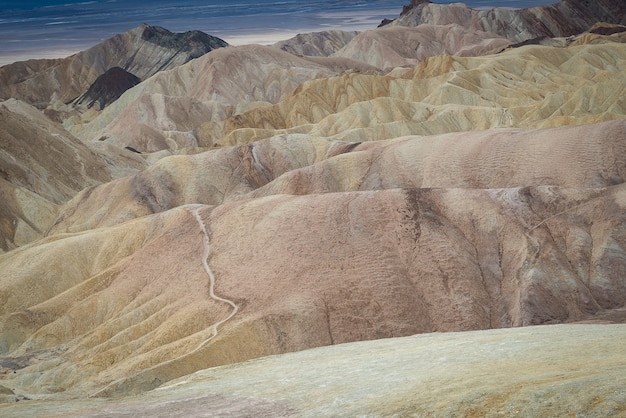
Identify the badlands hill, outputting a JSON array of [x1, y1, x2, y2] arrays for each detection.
[[0, 24, 227, 110], [1, 0, 626, 414]]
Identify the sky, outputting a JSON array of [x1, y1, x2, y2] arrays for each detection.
[[0, 0, 558, 66]]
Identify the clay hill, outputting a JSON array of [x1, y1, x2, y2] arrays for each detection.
[[1, 0, 626, 415]]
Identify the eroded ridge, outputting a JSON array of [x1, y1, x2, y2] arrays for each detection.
[[190, 207, 239, 346]]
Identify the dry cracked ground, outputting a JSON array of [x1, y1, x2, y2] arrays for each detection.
[[1, 0, 626, 415]]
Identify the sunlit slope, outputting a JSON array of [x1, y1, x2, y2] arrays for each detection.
[[3, 325, 624, 416]]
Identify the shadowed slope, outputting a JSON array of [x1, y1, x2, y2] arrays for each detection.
[[0, 100, 111, 252], [74, 67, 141, 111]]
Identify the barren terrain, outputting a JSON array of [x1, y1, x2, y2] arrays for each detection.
[[0, 0, 625, 414]]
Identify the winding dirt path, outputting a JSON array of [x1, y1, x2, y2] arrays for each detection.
[[89, 208, 241, 397], [190, 207, 239, 343]]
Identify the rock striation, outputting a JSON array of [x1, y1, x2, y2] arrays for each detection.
[[390, 0, 626, 43]]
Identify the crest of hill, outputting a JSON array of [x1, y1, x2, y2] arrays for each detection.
[[0, 24, 228, 109], [332, 24, 511, 70], [390, 0, 626, 43], [273, 30, 359, 57]]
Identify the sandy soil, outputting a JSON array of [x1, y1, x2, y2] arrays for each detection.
[[1, 323, 624, 417]]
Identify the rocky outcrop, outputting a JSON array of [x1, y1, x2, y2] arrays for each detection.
[[390, 0, 626, 42], [74, 67, 141, 111], [0, 24, 228, 109]]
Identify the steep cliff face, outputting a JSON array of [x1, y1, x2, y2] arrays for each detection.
[[391, 0, 626, 42], [0, 24, 228, 109]]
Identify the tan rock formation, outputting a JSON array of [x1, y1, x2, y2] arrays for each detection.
[[220, 41, 626, 145]]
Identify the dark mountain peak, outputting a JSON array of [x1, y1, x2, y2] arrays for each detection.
[[140, 24, 229, 58], [401, 0, 430, 16], [75, 67, 140, 110], [0, 25, 229, 111]]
